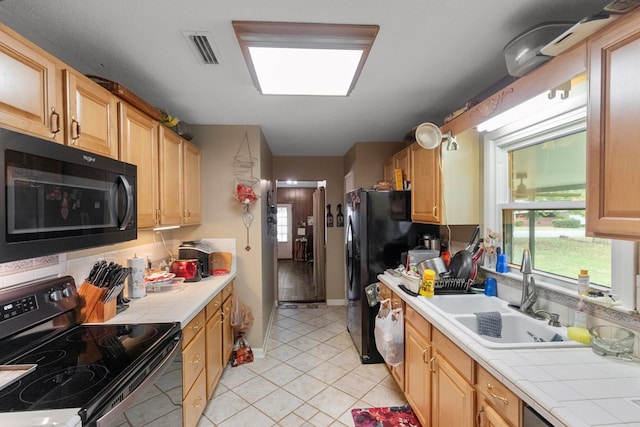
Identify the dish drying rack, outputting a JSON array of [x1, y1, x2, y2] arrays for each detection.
[[434, 277, 474, 294]]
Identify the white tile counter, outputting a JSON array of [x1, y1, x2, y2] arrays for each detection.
[[101, 273, 236, 327], [378, 272, 640, 427]]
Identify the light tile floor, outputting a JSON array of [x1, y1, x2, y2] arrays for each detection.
[[197, 305, 408, 426]]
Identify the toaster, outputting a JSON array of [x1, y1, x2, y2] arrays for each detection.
[[178, 240, 213, 277]]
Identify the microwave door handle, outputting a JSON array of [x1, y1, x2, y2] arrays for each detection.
[[118, 175, 134, 230]]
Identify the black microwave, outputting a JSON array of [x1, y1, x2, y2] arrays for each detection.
[[1, 127, 137, 263]]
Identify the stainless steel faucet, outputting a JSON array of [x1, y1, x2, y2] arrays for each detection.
[[519, 249, 536, 314]]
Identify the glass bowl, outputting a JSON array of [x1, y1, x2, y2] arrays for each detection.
[[588, 325, 635, 358]]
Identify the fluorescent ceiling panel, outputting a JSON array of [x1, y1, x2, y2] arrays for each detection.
[[233, 21, 379, 96], [248, 47, 363, 95]]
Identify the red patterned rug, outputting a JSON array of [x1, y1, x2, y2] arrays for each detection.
[[351, 406, 422, 427]]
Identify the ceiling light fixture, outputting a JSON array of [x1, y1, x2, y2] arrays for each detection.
[[232, 21, 379, 96]]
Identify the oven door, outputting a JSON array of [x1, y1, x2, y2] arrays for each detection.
[[93, 334, 182, 427], [1, 127, 137, 263]]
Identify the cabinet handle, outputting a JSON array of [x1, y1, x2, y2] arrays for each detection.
[[191, 354, 201, 364], [192, 397, 203, 408], [486, 384, 509, 406], [429, 356, 437, 373], [155, 209, 160, 224], [70, 117, 81, 142], [50, 107, 60, 137], [191, 321, 201, 331], [422, 345, 431, 364], [432, 205, 437, 217], [476, 407, 484, 427]]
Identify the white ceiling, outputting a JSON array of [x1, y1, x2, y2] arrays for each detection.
[[0, 0, 611, 156]]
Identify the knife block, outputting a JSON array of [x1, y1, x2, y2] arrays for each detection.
[[77, 281, 114, 323]]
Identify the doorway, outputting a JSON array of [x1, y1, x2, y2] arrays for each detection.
[[276, 180, 326, 303]]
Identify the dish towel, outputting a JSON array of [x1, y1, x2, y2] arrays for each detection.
[[474, 311, 502, 338]]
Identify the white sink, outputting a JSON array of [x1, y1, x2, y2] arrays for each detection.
[[453, 313, 582, 349], [420, 294, 512, 314], [419, 294, 586, 349]]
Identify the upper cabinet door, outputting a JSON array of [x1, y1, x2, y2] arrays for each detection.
[[64, 69, 118, 158], [182, 141, 202, 225], [411, 142, 441, 224], [0, 25, 62, 140], [587, 10, 640, 240], [119, 102, 159, 229], [158, 127, 184, 226]]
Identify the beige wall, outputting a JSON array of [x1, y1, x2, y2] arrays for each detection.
[[178, 125, 273, 349], [273, 156, 345, 302], [344, 141, 407, 191]]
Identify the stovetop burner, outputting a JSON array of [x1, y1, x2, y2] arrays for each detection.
[[0, 275, 182, 425]]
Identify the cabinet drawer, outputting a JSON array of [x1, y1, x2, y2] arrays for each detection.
[[182, 328, 205, 397], [432, 328, 473, 383], [205, 293, 223, 321], [405, 306, 431, 341], [378, 282, 392, 301], [183, 310, 205, 348], [223, 281, 234, 301], [183, 369, 206, 427], [477, 365, 520, 426]]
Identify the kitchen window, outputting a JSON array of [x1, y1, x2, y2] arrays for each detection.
[[482, 78, 636, 309], [276, 206, 289, 242]]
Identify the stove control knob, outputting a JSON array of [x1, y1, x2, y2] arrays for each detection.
[[62, 285, 75, 298], [49, 289, 63, 302]]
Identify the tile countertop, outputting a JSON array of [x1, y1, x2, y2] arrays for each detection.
[[378, 272, 640, 427], [101, 273, 236, 327]]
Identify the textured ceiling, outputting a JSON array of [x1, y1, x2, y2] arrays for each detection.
[[0, 0, 611, 155]]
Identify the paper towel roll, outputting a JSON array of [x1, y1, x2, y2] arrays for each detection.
[[127, 257, 146, 298]]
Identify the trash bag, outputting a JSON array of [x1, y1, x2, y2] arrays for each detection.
[[231, 293, 254, 335], [374, 299, 404, 366], [231, 335, 254, 367]]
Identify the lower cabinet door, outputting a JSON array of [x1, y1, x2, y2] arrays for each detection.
[[183, 369, 206, 427], [206, 310, 223, 399], [432, 355, 474, 427]]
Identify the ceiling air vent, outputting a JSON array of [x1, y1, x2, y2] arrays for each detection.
[[182, 31, 221, 65]]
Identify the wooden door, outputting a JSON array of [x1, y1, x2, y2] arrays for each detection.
[[432, 356, 474, 427], [395, 146, 411, 183], [183, 141, 202, 224], [404, 314, 431, 427], [587, 10, 640, 239], [222, 290, 234, 365], [206, 309, 223, 399], [383, 157, 395, 183], [410, 143, 441, 224], [482, 403, 512, 427], [118, 102, 159, 228], [64, 69, 118, 158], [158, 127, 183, 226], [0, 25, 62, 140]]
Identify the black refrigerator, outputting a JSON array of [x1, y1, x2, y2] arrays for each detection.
[[346, 188, 436, 363]]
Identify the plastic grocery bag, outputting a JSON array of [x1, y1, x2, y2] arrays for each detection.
[[374, 299, 404, 366], [231, 334, 254, 367]]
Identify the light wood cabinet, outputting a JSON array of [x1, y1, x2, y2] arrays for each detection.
[[0, 24, 62, 140], [404, 305, 432, 427], [63, 69, 118, 158], [183, 141, 202, 225], [222, 282, 235, 365], [158, 126, 184, 226], [205, 293, 223, 399], [476, 365, 521, 427], [182, 311, 206, 427], [383, 146, 411, 189], [158, 126, 202, 227], [431, 328, 475, 427], [377, 282, 404, 390], [410, 142, 441, 224], [118, 102, 159, 228], [586, 9, 640, 240]]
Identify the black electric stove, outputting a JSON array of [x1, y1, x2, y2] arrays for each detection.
[[0, 276, 181, 426]]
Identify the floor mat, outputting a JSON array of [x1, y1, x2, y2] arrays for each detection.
[[351, 406, 422, 427]]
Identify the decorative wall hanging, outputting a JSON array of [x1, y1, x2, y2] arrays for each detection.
[[266, 190, 277, 242], [233, 128, 259, 251], [337, 203, 344, 227], [326, 204, 334, 228]]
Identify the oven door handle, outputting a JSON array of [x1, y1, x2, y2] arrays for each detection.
[[96, 337, 181, 427], [118, 175, 135, 231]]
